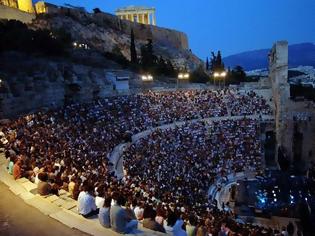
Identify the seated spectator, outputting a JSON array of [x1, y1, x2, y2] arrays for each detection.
[[164, 211, 187, 236], [186, 215, 197, 236], [99, 196, 112, 228], [133, 200, 144, 221], [110, 194, 138, 234], [37, 172, 52, 196], [7, 156, 15, 175], [143, 205, 166, 233], [78, 184, 99, 218], [49, 178, 60, 196], [13, 158, 22, 180], [68, 176, 76, 198], [196, 220, 207, 236], [95, 185, 105, 209], [218, 223, 232, 236], [155, 205, 166, 225], [32, 167, 40, 184]]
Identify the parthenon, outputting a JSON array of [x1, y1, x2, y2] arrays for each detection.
[[115, 6, 156, 26]]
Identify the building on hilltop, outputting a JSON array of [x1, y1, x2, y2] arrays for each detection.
[[34, 1, 58, 14], [0, 0, 34, 13], [115, 6, 156, 26]]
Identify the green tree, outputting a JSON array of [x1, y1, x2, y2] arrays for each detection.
[[226, 65, 247, 84], [206, 57, 209, 70], [140, 39, 156, 71], [190, 65, 210, 83], [130, 29, 138, 64], [232, 65, 246, 82], [210, 50, 225, 73], [165, 59, 176, 77], [216, 51, 224, 71]]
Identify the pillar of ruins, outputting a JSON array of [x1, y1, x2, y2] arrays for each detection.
[[269, 41, 291, 163]]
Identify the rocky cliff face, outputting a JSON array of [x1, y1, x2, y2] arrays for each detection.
[[0, 52, 116, 118], [30, 8, 202, 70]]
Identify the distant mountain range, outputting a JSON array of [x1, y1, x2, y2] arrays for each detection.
[[223, 43, 315, 71]]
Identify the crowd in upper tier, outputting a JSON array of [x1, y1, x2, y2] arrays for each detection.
[[0, 89, 278, 235]]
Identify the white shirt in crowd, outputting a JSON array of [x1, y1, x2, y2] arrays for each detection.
[[134, 206, 144, 220], [95, 196, 105, 209], [77, 191, 97, 215]]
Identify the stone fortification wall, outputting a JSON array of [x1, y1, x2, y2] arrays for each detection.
[[0, 4, 35, 23]]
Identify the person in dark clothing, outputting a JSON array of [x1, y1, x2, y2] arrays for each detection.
[[287, 222, 294, 236], [142, 205, 166, 233]]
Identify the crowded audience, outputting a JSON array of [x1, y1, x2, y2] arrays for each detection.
[[1, 89, 275, 235]]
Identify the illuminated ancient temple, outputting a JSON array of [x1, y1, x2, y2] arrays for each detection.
[[0, 0, 34, 13], [115, 6, 156, 26]]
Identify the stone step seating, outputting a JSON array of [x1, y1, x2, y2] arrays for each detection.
[[0, 154, 167, 236]]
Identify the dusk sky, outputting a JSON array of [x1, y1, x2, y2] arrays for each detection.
[[41, 0, 315, 59]]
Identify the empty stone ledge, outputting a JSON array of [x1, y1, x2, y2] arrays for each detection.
[[50, 209, 120, 236], [16, 177, 29, 184], [19, 191, 36, 201], [24, 196, 62, 216], [9, 184, 27, 196], [21, 181, 37, 192], [46, 194, 60, 203]]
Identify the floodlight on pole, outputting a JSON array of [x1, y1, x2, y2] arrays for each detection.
[[214, 72, 220, 78], [141, 74, 154, 82], [213, 71, 227, 88], [178, 73, 190, 80]]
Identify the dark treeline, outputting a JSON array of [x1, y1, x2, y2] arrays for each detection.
[[129, 29, 177, 77], [0, 19, 72, 56], [204, 51, 250, 85]]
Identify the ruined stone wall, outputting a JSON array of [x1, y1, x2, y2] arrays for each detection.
[[0, 4, 35, 23], [269, 41, 292, 160]]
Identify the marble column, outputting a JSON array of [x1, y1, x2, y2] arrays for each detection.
[[147, 13, 151, 25], [137, 14, 140, 23], [144, 13, 148, 24], [152, 13, 156, 25], [140, 14, 144, 24]]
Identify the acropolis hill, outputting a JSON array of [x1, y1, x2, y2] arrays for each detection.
[[0, 2, 201, 69], [0, 2, 203, 117]]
